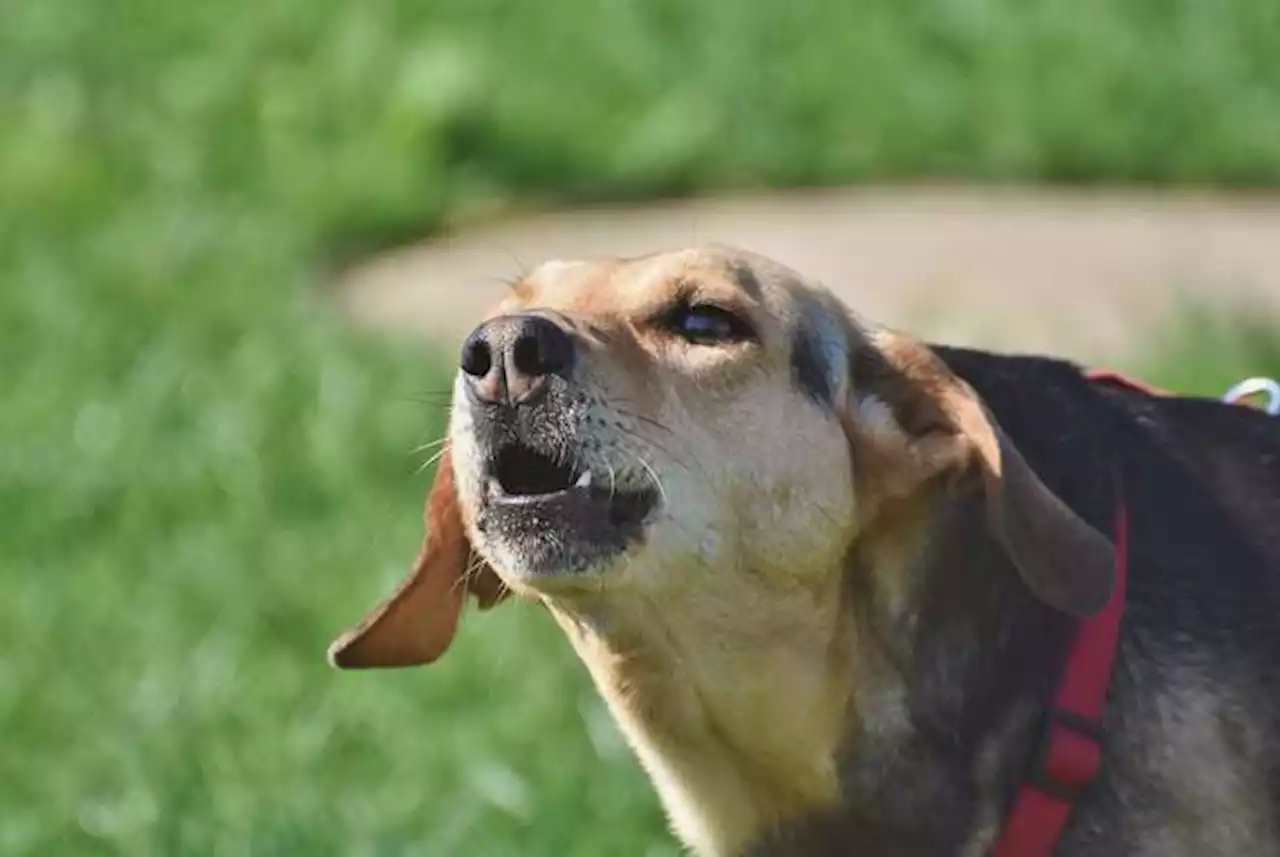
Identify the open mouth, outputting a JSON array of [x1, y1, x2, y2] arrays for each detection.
[[478, 441, 660, 576], [491, 443, 588, 498], [488, 443, 658, 526]]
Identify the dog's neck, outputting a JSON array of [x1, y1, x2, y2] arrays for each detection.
[[541, 489, 1073, 857], [543, 572, 858, 857]]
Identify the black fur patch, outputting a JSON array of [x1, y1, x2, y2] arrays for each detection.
[[729, 261, 764, 300], [791, 325, 833, 406]]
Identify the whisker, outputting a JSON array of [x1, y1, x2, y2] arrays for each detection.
[[463, 554, 488, 592], [610, 403, 674, 435], [633, 414, 674, 435], [622, 448, 669, 508], [410, 436, 449, 454], [416, 446, 449, 474], [451, 567, 471, 597], [614, 424, 704, 481], [619, 412, 675, 436], [498, 246, 531, 287], [486, 274, 522, 292], [616, 426, 677, 462], [450, 553, 491, 601]]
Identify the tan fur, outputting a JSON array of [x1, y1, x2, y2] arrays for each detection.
[[330, 245, 1117, 855]]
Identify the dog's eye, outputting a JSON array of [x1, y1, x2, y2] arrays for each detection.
[[665, 303, 754, 345]]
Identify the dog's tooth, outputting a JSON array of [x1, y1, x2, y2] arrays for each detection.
[[487, 477, 502, 497], [575, 470, 593, 489]]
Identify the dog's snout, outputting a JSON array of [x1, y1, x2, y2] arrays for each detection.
[[461, 314, 575, 405]]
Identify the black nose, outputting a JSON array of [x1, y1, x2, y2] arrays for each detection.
[[460, 314, 575, 405]]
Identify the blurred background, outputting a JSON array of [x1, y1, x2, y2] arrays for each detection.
[[4, 1, 1280, 854]]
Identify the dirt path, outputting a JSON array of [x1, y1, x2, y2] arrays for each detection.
[[337, 185, 1280, 363]]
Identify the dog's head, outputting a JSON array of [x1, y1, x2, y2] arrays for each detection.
[[329, 245, 1114, 669]]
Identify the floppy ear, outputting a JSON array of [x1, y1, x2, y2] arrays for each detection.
[[843, 330, 1115, 617], [327, 447, 507, 669]]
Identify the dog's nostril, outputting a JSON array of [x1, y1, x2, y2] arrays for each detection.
[[512, 317, 573, 378], [512, 334, 542, 377], [461, 335, 492, 378]]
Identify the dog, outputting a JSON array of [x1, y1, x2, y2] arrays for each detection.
[[330, 245, 1280, 856]]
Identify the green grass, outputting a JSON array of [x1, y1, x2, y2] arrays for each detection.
[[4, 0, 1280, 854], [1139, 307, 1280, 398]]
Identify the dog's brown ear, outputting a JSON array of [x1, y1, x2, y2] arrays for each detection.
[[327, 447, 506, 669], [845, 331, 1115, 617]]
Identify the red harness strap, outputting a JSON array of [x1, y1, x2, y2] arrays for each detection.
[[992, 368, 1141, 857], [991, 502, 1129, 857]]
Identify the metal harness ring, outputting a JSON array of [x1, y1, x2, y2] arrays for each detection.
[[1222, 377, 1280, 416]]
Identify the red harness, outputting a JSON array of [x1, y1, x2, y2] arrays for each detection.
[[991, 370, 1145, 857], [991, 503, 1129, 857]]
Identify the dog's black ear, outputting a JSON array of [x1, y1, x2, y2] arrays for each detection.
[[977, 427, 1116, 617], [327, 447, 506, 669], [842, 330, 1115, 617]]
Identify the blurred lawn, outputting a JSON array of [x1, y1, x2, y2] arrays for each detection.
[[3, 0, 1280, 854]]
